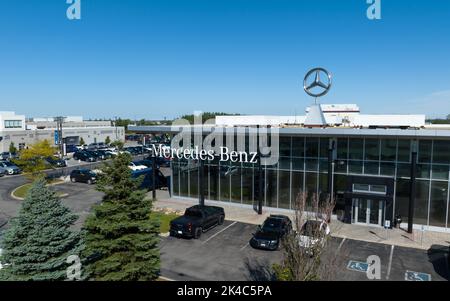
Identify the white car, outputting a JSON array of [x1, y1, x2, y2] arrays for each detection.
[[128, 162, 148, 171], [297, 220, 331, 252]]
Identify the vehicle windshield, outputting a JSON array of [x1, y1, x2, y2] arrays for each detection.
[[301, 221, 321, 237], [184, 209, 202, 218], [261, 218, 282, 232], [2, 162, 14, 167]]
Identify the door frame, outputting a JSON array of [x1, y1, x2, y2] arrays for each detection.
[[343, 175, 394, 228], [352, 198, 385, 227]]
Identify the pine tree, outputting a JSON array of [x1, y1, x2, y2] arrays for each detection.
[[0, 178, 82, 280], [82, 153, 160, 280]]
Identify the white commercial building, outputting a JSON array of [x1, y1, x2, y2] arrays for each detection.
[[0, 112, 125, 153]]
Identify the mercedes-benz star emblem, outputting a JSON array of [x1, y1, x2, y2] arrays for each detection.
[[303, 67, 332, 98]]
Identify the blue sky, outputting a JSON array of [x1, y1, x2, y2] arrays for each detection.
[[0, 0, 449, 119]]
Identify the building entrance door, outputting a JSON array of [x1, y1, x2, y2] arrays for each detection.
[[352, 198, 384, 226]]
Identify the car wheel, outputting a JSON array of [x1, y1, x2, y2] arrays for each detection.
[[218, 215, 224, 225], [71, 177, 76, 183], [194, 227, 202, 239]]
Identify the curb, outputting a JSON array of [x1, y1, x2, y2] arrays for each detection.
[[10, 182, 69, 201]]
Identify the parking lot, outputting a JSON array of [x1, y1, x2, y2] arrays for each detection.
[[1, 168, 449, 281], [160, 220, 450, 281]]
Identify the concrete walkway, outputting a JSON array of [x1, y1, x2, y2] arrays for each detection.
[[151, 190, 450, 250]]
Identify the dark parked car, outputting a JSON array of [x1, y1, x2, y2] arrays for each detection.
[[95, 150, 113, 160], [131, 168, 168, 190], [70, 169, 97, 184], [170, 205, 225, 239], [73, 151, 96, 162], [144, 156, 171, 168], [65, 145, 79, 153], [45, 156, 67, 167], [250, 215, 292, 250]]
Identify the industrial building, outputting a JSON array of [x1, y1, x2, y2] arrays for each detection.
[[0, 112, 125, 153], [130, 104, 450, 233]]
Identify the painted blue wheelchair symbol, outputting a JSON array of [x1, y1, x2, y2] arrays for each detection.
[[405, 270, 431, 281], [347, 260, 369, 273]]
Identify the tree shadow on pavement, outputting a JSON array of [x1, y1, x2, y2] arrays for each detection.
[[243, 257, 276, 281], [427, 244, 450, 280]]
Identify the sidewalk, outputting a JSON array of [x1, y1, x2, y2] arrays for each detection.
[[151, 190, 450, 250]]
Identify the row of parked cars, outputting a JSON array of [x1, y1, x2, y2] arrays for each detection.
[[169, 205, 331, 253], [69, 165, 168, 190]]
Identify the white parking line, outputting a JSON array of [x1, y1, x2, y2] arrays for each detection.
[[386, 245, 395, 280], [240, 242, 249, 251], [202, 221, 237, 244], [336, 236, 346, 253]]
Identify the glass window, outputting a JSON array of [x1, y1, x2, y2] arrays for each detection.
[[418, 140, 432, 163], [319, 138, 330, 158], [348, 161, 363, 174], [179, 161, 190, 197], [172, 161, 180, 196], [364, 138, 380, 161], [278, 157, 291, 170], [190, 168, 199, 199], [319, 159, 328, 173], [230, 164, 242, 203], [337, 138, 348, 160], [380, 162, 395, 176], [279, 137, 291, 157], [429, 181, 448, 227], [397, 140, 411, 162], [364, 161, 379, 175], [208, 164, 219, 200], [432, 165, 449, 180], [306, 159, 318, 171], [353, 183, 369, 192], [432, 140, 450, 164], [305, 172, 318, 209], [305, 137, 319, 158], [397, 163, 411, 178], [241, 166, 254, 205], [291, 171, 304, 204], [265, 169, 277, 208], [380, 139, 397, 161], [416, 164, 430, 179], [395, 178, 410, 221], [335, 160, 347, 174], [292, 137, 304, 157], [348, 139, 364, 160], [278, 170, 291, 209], [219, 162, 231, 202], [414, 180, 430, 226], [292, 157, 304, 171], [318, 173, 329, 203]]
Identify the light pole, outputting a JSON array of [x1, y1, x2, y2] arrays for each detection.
[[54, 116, 65, 157]]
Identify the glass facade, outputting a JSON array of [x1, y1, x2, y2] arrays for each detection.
[[172, 136, 450, 229]]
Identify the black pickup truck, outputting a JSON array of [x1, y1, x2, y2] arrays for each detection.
[[169, 205, 225, 239]]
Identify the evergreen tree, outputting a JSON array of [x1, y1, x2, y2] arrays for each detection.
[[82, 153, 160, 280], [0, 178, 82, 280]]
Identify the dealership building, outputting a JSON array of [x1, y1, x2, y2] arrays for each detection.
[[130, 104, 450, 232], [0, 111, 125, 152]]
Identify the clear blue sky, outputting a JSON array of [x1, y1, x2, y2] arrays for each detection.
[[1, 0, 449, 119]]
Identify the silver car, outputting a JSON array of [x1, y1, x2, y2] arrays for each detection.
[[0, 161, 21, 175]]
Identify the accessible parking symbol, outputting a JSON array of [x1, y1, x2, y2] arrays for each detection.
[[405, 270, 431, 281], [347, 260, 369, 273]]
